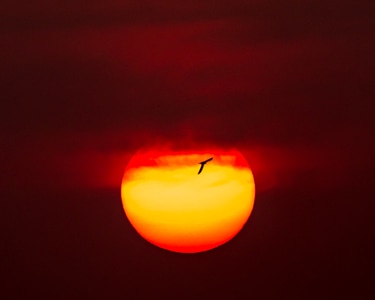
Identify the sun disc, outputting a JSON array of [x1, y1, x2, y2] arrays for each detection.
[[121, 146, 255, 253]]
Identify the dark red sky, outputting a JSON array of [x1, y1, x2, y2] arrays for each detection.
[[1, 1, 374, 299]]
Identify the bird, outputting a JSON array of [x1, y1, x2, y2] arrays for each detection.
[[197, 157, 213, 174]]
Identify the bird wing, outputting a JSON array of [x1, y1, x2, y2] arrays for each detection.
[[200, 157, 213, 164], [197, 163, 204, 174]]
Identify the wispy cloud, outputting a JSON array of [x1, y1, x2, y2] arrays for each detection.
[[1, 1, 373, 190]]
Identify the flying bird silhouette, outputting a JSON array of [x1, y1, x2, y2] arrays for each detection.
[[197, 157, 213, 175]]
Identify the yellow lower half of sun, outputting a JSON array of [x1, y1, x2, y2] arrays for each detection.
[[121, 155, 255, 253]]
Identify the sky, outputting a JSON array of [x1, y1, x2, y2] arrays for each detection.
[[1, 1, 374, 299]]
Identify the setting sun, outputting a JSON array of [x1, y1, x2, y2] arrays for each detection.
[[121, 147, 255, 253]]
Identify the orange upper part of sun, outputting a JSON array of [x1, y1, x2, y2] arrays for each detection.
[[121, 147, 255, 253]]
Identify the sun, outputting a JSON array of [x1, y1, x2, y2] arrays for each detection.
[[121, 146, 255, 253]]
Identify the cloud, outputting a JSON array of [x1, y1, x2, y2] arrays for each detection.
[[2, 22, 372, 136], [2, 1, 374, 39], [1, 1, 373, 190]]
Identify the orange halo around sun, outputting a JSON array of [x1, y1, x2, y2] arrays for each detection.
[[121, 147, 255, 253]]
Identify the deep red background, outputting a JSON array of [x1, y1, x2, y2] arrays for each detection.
[[1, 1, 374, 299]]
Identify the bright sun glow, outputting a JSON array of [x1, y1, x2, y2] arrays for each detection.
[[121, 147, 255, 253]]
